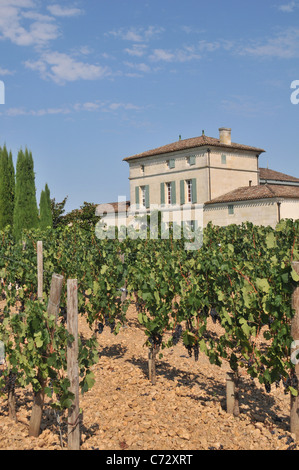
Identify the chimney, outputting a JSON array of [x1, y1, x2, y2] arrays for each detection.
[[219, 127, 231, 145]]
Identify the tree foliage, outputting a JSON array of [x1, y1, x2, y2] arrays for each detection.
[[0, 145, 15, 230], [39, 183, 53, 230], [13, 148, 39, 239]]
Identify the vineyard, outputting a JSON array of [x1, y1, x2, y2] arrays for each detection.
[[0, 218, 298, 450]]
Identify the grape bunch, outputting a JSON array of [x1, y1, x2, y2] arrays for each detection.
[[104, 315, 116, 333], [185, 343, 199, 361], [282, 373, 298, 395], [172, 324, 182, 345], [210, 308, 220, 324], [60, 307, 67, 325], [264, 381, 271, 393]]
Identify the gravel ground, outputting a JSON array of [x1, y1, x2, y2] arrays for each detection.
[[0, 302, 297, 451]]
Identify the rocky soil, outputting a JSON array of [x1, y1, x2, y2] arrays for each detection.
[[0, 302, 298, 451]]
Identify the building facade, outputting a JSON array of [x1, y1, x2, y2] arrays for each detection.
[[97, 127, 299, 231]]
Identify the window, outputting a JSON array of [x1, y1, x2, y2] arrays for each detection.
[[180, 178, 197, 204], [187, 155, 196, 166], [221, 154, 227, 164], [141, 186, 146, 207], [187, 220, 196, 231], [167, 159, 175, 169], [140, 164, 145, 174], [186, 180, 192, 203], [136, 185, 149, 208], [166, 182, 172, 205], [162, 182, 176, 205], [228, 204, 234, 215]]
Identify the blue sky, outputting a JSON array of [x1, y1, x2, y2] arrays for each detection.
[[0, 0, 299, 213]]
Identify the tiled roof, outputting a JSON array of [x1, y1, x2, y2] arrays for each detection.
[[95, 201, 130, 214], [123, 135, 265, 161], [205, 184, 299, 205], [259, 167, 299, 183]]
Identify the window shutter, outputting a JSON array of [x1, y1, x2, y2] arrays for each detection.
[[169, 159, 175, 169], [189, 155, 196, 165], [145, 185, 150, 208], [171, 181, 176, 205], [135, 186, 139, 208], [160, 182, 165, 205], [191, 178, 197, 203], [180, 180, 185, 205]]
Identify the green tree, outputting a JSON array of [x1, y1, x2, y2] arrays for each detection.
[[39, 183, 53, 229], [0, 145, 15, 230], [63, 201, 100, 231], [50, 196, 68, 228], [13, 148, 39, 239]]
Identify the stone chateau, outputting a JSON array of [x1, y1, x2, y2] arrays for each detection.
[[97, 127, 299, 230]]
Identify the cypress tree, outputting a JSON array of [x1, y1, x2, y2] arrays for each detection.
[[13, 148, 39, 239], [7, 149, 15, 226], [0, 145, 15, 230], [39, 183, 53, 229]]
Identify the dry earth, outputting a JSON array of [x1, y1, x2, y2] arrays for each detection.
[[0, 302, 298, 451]]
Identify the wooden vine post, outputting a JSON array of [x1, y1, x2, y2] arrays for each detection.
[[148, 345, 160, 385], [148, 347, 156, 385], [290, 261, 299, 440], [226, 370, 240, 417], [37, 241, 43, 300], [29, 273, 64, 438], [7, 372, 17, 422], [67, 279, 80, 450]]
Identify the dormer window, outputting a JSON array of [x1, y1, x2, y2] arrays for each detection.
[[228, 204, 234, 215], [187, 155, 196, 166], [167, 159, 175, 169]]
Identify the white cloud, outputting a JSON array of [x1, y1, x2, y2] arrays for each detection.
[[240, 27, 299, 58], [124, 61, 151, 73], [278, 1, 297, 12], [108, 102, 142, 111], [124, 44, 148, 57], [181, 26, 206, 35], [74, 101, 101, 112], [149, 49, 175, 62], [198, 40, 221, 52], [0, 1, 83, 49], [1, 100, 144, 117], [107, 26, 164, 43], [0, 67, 14, 75], [0, 0, 60, 47], [25, 51, 111, 84], [149, 46, 201, 63], [47, 4, 83, 17], [3, 106, 71, 116]]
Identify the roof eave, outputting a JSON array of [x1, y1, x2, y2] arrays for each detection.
[[123, 143, 265, 162]]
